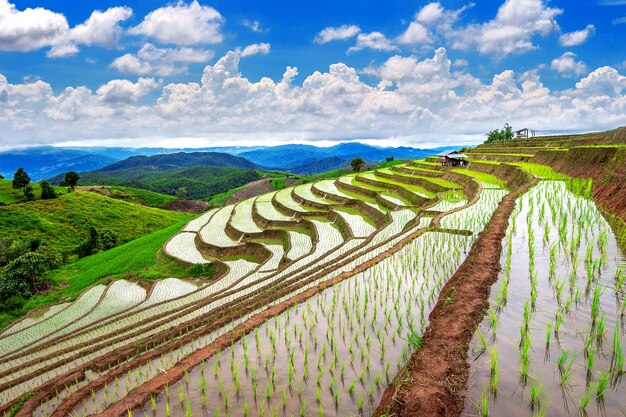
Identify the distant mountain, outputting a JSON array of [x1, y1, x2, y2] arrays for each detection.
[[95, 152, 260, 172], [48, 152, 263, 200], [290, 156, 348, 174], [239, 143, 460, 173], [0, 147, 117, 181]]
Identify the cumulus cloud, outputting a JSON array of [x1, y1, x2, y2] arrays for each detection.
[[575, 66, 626, 97], [1, 48, 625, 147], [0, 0, 69, 52], [314, 24, 361, 44], [129, 1, 223, 45], [551, 52, 588, 76], [397, 22, 431, 45], [559, 24, 595, 46], [451, 0, 562, 57], [96, 78, 160, 103], [240, 43, 271, 57], [111, 43, 213, 76], [0, 1, 133, 57], [348, 32, 398, 53]]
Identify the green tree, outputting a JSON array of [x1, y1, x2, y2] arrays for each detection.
[[40, 180, 57, 199], [351, 157, 365, 173], [99, 230, 118, 250], [386, 156, 394, 162], [61, 171, 80, 190], [77, 227, 99, 258], [176, 186, 187, 200], [484, 123, 514, 144], [23, 185, 35, 201], [12, 168, 30, 189]]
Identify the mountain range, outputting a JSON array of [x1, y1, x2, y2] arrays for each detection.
[[1, 142, 460, 180]]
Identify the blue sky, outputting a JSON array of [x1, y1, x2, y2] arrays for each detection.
[[1, 0, 626, 149]]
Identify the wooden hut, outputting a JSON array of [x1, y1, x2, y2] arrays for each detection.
[[436, 150, 468, 167]]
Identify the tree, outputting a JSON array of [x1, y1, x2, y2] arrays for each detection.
[[23, 185, 35, 201], [351, 157, 365, 173], [12, 168, 30, 189], [484, 123, 514, 144], [99, 230, 118, 251], [40, 181, 57, 199], [61, 171, 80, 190], [0, 174, 4, 180], [386, 156, 394, 162], [78, 227, 99, 258], [176, 186, 187, 200]]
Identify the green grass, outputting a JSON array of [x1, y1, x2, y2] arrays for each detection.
[[508, 162, 569, 180], [208, 186, 243, 206], [270, 177, 286, 190], [108, 186, 178, 208], [0, 179, 67, 205], [292, 168, 354, 185], [452, 168, 506, 189], [0, 219, 207, 329], [0, 190, 191, 255]]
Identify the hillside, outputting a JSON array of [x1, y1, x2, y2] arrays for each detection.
[[76, 186, 178, 209], [50, 165, 263, 201], [95, 151, 260, 172], [0, 190, 191, 255], [0, 179, 67, 205]]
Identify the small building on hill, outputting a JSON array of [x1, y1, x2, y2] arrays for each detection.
[[515, 128, 536, 139], [436, 150, 469, 167]]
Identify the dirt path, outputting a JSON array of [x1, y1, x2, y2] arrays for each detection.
[[373, 178, 538, 417]]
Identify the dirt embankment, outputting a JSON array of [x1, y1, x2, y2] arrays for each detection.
[[532, 146, 626, 223], [373, 177, 538, 417], [226, 178, 297, 205]]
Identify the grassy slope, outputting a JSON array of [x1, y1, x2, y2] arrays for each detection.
[[0, 219, 212, 329], [0, 179, 67, 204], [107, 186, 178, 208], [0, 190, 192, 255]]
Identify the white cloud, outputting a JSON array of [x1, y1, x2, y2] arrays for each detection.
[[96, 78, 160, 103], [397, 22, 431, 45], [129, 1, 223, 45], [559, 24, 595, 46], [0, 0, 69, 52], [416, 3, 446, 23], [49, 7, 133, 57], [240, 43, 271, 57], [551, 52, 588, 76], [1, 47, 626, 148], [451, 0, 562, 57], [348, 32, 398, 53], [0, 1, 133, 57], [613, 16, 626, 24], [575, 66, 626, 97], [242, 19, 265, 33], [314, 24, 361, 44], [111, 43, 213, 76]]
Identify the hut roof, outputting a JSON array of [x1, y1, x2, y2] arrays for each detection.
[[447, 153, 468, 159], [436, 149, 457, 157]]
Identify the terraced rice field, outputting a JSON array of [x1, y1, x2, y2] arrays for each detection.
[[1, 143, 624, 417]]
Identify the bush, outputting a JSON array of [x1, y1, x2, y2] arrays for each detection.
[[99, 230, 118, 250], [484, 123, 514, 144], [23, 185, 35, 201], [40, 180, 57, 199]]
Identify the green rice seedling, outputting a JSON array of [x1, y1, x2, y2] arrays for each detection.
[[476, 326, 487, 355], [579, 385, 591, 414], [611, 321, 624, 375], [299, 401, 306, 417], [560, 354, 576, 386], [407, 330, 423, 351], [489, 348, 498, 395], [529, 377, 544, 411], [477, 385, 489, 417], [596, 370, 610, 399], [185, 400, 191, 417]]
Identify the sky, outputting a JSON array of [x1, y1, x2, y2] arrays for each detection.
[[1, 0, 626, 149]]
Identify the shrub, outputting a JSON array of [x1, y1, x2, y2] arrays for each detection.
[[40, 180, 57, 199]]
